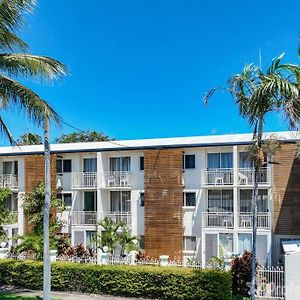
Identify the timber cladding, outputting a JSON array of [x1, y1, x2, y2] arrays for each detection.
[[144, 149, 183, 261], [24, 154, 57, 233], [273, 143, 300, 234]]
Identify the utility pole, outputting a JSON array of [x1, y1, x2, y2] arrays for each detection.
[[43, 112, 51, 300]]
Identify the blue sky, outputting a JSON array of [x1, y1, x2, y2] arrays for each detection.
[[3, 0, 300, 142]]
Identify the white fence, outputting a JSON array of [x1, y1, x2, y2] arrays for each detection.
[[257, 266, 285, 300]]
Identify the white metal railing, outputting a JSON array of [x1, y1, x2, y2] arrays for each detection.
[[72, 172, 97, 189], [0, 174, 18, 189], [102, 171, 132, 188], [201, 168, 233, 186], [102, 211, 131, 225], [72, 211, 132, 226], [202, 212, 234, 228], [72, 211, 97, 225], [238, 167, 271, 186], [257, 266, 285, 299], [239, 212, 271, 229]]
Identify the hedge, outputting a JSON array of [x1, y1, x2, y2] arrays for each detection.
[[0, 260, 232, 300]]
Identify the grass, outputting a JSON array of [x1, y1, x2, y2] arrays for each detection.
[[0, 295, 42, 300]]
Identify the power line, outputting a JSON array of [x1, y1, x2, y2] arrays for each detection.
[[58, 118, 129, 148]]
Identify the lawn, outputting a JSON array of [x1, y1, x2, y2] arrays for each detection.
[[0, 295, 42, 300]]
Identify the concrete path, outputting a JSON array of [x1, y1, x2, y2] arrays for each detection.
[[0, 285, 150, 300]]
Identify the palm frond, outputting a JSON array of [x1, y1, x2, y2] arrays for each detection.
[[0, 54, 67, 80], [0, 114, 16, 145], [0, 75, 61, 126], [0, 0, 35, 31], [0, 30, 28, 51], [267, 52, 285, 75]]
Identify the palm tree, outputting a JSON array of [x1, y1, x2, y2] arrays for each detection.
[[205, 53, 300, 300], [0, 0, 66, 144]]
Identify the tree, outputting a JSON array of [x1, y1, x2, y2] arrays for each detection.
[[205, 53, 300, 300], [0, 0, 67, 145], [15, 182, 64, 258], [17, 133, 42, 145], [54, 131, 112, 143], [96, 217, 138, 256], [0, 188, 14, 242]]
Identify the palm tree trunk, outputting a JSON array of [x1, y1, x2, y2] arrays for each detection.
[[250, 118, 263, 300]]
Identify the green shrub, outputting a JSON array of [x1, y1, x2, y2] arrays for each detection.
[[0, 260, 232, 300]]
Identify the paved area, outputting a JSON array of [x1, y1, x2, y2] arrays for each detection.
[[0, 285, 149, 300]]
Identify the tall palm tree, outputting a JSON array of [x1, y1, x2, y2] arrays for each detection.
[[0, 0, 66, 144], [205, 53, 300, 300]]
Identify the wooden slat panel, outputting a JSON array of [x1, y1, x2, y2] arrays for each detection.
[[273, 144, 300, 234], [144, 149, 183, 261], [24, 154, 57, 234]]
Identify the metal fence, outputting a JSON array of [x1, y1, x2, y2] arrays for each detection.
[[257, 266, 285, 299]]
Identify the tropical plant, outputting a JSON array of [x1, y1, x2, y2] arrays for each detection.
[[14, 182, 64, 257], [0, 0, 66, 145], [23, 181, 63, 235], [0, 188, 14, 242], [54, 131, 112, 143], [17, 133, 42, 145], [96, 217, 138, 256], [231, 251, 257, 298], [204, 52, 300, 299]]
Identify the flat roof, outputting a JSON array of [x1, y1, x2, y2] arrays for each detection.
[[0, 131, 299, 156]]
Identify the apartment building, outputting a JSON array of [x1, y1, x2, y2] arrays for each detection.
[[2, 131, 300, 266]]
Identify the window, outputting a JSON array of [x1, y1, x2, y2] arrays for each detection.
[[3, 161, 18, 175], [57, 193, 72, 208], [238, 233, 252, 254], [109, 157, 131, 171], [208, 190, 233, 212], [183, 192, 196, 207], [207, 152, 233, 169], [239, 152, 253, 168], [86, 231, 97, 250], [140, 192, 144, 207], [110, 191, 131, 212], [139, 235, 145, 249], [83, 158, 97, 172], [219, 233, 233, 255], [140, 157, 144, 170], [183, 155, 195, 169], [183, 236, 196, 251], [84, 191, 97, 211], [56, 159, 72, 173], [5, 193, 18, 212], [239, 189, 268, 212]]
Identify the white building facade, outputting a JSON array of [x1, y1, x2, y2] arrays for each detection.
[[1, 131, 299, 266]]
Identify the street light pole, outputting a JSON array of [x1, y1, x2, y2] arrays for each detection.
[[43, 112, 51, 300]]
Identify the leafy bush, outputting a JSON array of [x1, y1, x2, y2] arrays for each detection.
[[0, 260, 232, 300], [231, 251, 257, 297]]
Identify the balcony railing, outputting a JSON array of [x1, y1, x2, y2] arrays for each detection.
[[202, 212, 234, 228], [72, 211, 97, 225], [0, 175, 18, 189], [101, 171, 132, 188], [238, 167, 271, 186], [72, 172, 97, 189], [103, 212, 131, 225], [72, 211, 131, 226], [238, 212, 271, 229], [201, 168, 233, 186]]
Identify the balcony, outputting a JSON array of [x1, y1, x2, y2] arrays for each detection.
[[238, 167, 271, 186], [202, 212, 234, 228], [71, 172, 97, 189], [72, 211, 97, 225], [72, 211, 132, 226], [238, 212, 271, 229], [201, 167, 271, 187], [0, 175, 18, 189], [201, 168, 233, 187], [101, 171, 132, 188]]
